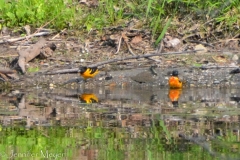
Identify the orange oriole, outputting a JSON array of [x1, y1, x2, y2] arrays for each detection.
[[168, 70, 183, 89], [79, 93, 98, 103], [79, 66, 99, 79]]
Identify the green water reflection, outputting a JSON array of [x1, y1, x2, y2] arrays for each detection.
[[0, 87, 240, 160]]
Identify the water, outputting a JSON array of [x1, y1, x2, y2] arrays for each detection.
[[0, 87, 240, 160]]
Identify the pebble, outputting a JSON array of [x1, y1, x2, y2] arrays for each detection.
[[213, 80, 220, 84], [49, 83, 55, 89], [232, 54, 239, 61], [194, 44, 207, 53]]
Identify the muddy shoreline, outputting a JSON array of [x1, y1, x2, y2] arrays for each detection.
[[0, 34, 240, 89], [2, 64, 240, 89]]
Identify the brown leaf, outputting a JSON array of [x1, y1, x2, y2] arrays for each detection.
[[212, 55, 227, 63], [131, 35, 142, 44]]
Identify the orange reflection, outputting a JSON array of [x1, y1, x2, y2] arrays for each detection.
[[79, 93, 99, 104], [168, 89, 182, 107]]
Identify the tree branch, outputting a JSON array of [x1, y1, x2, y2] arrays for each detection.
[[43, 49, 202, 75]]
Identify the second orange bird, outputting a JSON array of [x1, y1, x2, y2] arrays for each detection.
[[79, 93, 98, 103], [168, 70, 183, 89], [79, 66, 99, 79]]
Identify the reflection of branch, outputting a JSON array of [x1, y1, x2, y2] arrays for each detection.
[[43, 49, 202, 75], [179, 133, 238, 160], [179, 133, 215, 156]]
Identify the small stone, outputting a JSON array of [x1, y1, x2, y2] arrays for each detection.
[[49, 83, 54, 88], [164, 38, 181, 48], [213, 80, 220, 84], [169, 38, 181, 48], [80, 59, 85, 62], [223, 51, 233, 56], [42, 63, 49, 67], [190, 84, 195, 87], [11, 90, 20, 94], [232, 54, 239, 61], [194, 44, 207, 54]]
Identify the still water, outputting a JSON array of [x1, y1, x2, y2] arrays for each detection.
[[0, 86, 240, 160]]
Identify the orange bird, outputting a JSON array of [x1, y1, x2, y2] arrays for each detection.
[[168, 70, 183, 89], [79, 66, 99, 79]]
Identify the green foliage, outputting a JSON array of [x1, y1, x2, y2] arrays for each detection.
[[155, 18, 172, 46], [0, 0, 239, 40], [27, 66, 39, 73], [0, 0, 75, 29], [0, 125, 240, 159]]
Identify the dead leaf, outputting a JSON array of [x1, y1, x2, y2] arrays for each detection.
[[212, 55, 227, 63], [131, 35, 142, 44]]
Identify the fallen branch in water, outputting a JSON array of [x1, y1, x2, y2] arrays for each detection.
[[42, 49, 202, 75], [179, 133, 214, 154]]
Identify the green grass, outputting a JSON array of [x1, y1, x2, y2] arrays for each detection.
[[0, 0, 239, 40]]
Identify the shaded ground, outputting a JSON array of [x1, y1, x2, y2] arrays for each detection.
[[0, 26, 240, 88]]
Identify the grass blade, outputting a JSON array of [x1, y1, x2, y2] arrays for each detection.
[[155, 18, 172, 46]]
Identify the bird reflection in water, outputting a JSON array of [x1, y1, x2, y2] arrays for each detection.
[[168, 89, 182, 107], [79, 93, 98, 104]]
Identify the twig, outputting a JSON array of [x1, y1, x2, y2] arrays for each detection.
[[200, 65, 239, 70], [146, 40, 163, 62], [51, 28, 67, 40], [187, 40, 215, 48], [0, 32, 51, 44], [0, 72, 9, 81], [233, 33, 240, 39], [125, 41, 135, 56], [115, 36, 122, 54], [179, 133, 216, 158], [0, 15, 58, 45], [0, 67, 16, 74], [34, 16, 57, 35], [43, 68, 79, 75], [0, 54, 18, 58], [43, 49, 202, 75], [89, 49, 201, 67], [156, 40, 163, 54]]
